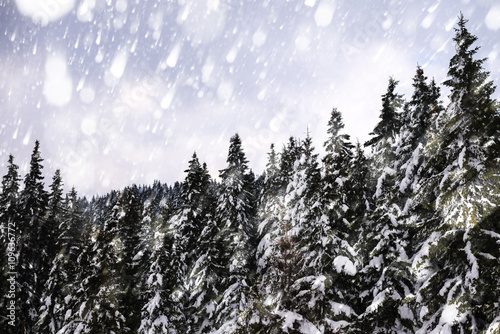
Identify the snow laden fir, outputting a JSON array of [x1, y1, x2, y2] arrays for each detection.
[[1, 15, 500, 334]]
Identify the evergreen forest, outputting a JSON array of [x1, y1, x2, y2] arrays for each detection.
[[1, 14, 500, 334]]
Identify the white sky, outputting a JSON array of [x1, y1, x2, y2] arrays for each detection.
[[0, 0, 499, 197]]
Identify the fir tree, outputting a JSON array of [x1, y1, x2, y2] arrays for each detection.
[[172, 153, 211, 286], [186, 207, 225, 333], [355, 79, 416, 332], [322, 108, 354, 237], [214, 134, 256, 332], [117, 185, 145, 333], [36, 187, 84, 333], [170, 153, 214, 331], [413, 14, 500, 333], [0, 155, 21, 332], [365, 77, 404, 149], [18, 140, 49, 332], [68, 199, 126, 333], [34, 170, 66, 333], [139, 234, 184, 334]]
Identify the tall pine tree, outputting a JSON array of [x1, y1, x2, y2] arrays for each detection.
[[413, 14, 500, 333], [18, 140, 49, 333], [214, 134, 256, 333]]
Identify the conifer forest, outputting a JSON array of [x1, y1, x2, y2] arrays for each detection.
[[2, 14, 500, 334]]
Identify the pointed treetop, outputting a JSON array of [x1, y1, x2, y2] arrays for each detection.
[[443, 13, 495, 104], [182, 151, 209, 203], [225, 133, 248, 169], [365, 77, 404, 147], [1, 154, 20, 195], [324, 107, 352, 155], [325, 107, 345, 140], [265, 143, 279, 176]]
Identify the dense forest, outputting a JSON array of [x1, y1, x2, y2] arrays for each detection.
[[1, 14, 500, 334]]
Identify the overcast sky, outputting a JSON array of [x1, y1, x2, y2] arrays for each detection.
[[1, 0, 499, 197]]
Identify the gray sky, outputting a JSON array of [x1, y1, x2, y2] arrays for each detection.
[[1, 0, 499, 197]]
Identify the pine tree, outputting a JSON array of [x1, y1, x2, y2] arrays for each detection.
[[172, 153, 210, 290], [34, 170, 66, 333], [413, 14, 500, 333], [36, 187, 84, 333], [18, 140, 49, 332], [0, 155, 21, 333], [117, 185, 145, 333], [365, 77, 404, 149], [214, 133, 256, 332], [256, 144, 286, 279], [355, 79, 417, 332], [69, 199, 126, 333], [186, 204, 225, 333], [139, 234, 184, 334], [322, 108, 354, 237], [273, 133, 331, 332]]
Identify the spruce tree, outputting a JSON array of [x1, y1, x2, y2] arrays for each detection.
[[322, 108, 354, 237], [273, 133, 328, 331], [35, 170, 66, 333], [0, 155, 21, 333], [117, 185, 145, 332], [365, 77, 404, 150], [345, 142, 374, 240], [70, 198, 126, 333], [355, 79, 416, 332], [139, 234, 184, 334], [18, 140, 49, 332], [170, 153, 215, 331], [183, 163, 224, 333], [214, 133, 256, 332], [36, 187, 84, 333], [256, 144, 286, 280], [413, 14, 500, 333], [172, 153, 210, 289], [187, 205, 225, 333]]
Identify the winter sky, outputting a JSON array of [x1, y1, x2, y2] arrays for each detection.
[[0, 0, 499, 196]]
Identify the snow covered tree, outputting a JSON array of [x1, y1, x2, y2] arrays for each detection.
[[354, 78, 417, 332], [17, 140, 49, 332], [213, 133, 256, 332], [67, 199, 126, 333], [345, 142, 374, 240], [393, 67, 443, 223], [117, 185, 145, 332], [171, 153, 211, 288], [34, 170, 66, 333], [256, 144, 287, 280], [36, 187, 84, 333], [43, 171, 65, 279], [365, 77, 404, 150], [0, 155, 20, 241], [279, 137, 303, 187], [186, 205, 225, 333], [322, 108, 354, 237], [271, 132, 354, 332], [139, 234, 184, 334], [0, 154, 21, 331], [284, 133, 320, 232], [412, 14, 500, 333], [168, 153, 219, 331]]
